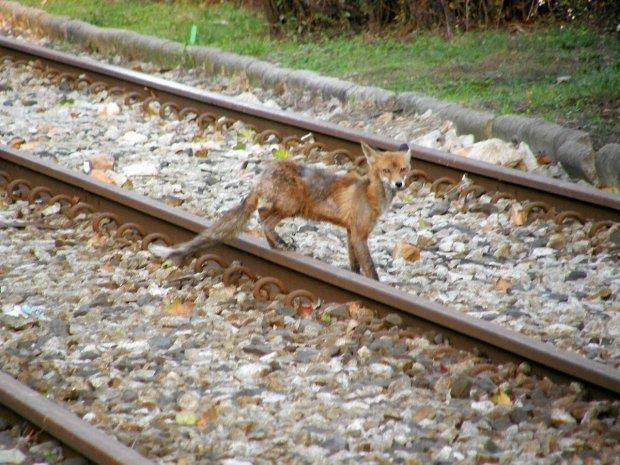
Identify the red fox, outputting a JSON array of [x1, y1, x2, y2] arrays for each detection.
[[151, 141, 412, 280]]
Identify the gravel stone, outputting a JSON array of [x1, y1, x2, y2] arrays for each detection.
[[0, 33, 616, 370]]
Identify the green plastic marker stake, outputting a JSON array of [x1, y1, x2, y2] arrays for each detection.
[[189, 24, 198, 45]]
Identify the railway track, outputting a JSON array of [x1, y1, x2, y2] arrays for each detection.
[[0, 372, 154, 465], [0, 35, 618, 224], [1, 143, 618, 400], [0, 33, 618, 394], [0, 169, 619, 464]]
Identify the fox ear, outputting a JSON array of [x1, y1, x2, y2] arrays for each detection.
[[361, 141, 378, 164]]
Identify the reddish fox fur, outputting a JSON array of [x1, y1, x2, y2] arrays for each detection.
[[151, 141, 412, 280]]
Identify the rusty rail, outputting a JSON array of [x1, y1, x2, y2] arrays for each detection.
[[1, 145, 618, 398], [0, 35, 618, 223], [0, 371, 156, 465]]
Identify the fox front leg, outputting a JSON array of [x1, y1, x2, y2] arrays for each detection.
[[346, 229, 361, 274], [350, 232, 379, 281]]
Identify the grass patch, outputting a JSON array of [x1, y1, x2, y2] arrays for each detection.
[[14, 0, 619, 145]]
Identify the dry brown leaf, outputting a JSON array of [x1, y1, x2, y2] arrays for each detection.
[[163, 298, 193, 316], [9, 137, 25, 149], [90, 154, 115, 170], [194, 147, 209, 158], [347, 301, 363, 319], [587, 288, 612, 300], [510, 204, 527, 226], [90, 169, 116, 185], [196, 405, 219, 427], [536, 153, 553, 165], [296, 303, 313, 318], [393, 241, 421, 262], [237, 396, 260, 406], [494, 277, 512, 293], [88, 233, 108, 248], [482, 223, 494, 233]]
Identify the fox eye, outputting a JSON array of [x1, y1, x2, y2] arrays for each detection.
[[400, 167, 408, 173], [382, 169, 390, 174]]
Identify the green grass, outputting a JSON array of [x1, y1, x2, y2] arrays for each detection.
[[15, 0, 619, 145]]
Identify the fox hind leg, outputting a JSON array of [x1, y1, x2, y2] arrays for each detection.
[[258, 207, 296, 251], [346, 229, 360, 274]]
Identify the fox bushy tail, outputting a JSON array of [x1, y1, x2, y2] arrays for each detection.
[[151, 191, 259, 261]]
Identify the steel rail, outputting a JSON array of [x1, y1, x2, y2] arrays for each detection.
[[1, 145, 618, 398], [0, 371, 156, 465], [0, 35, 618, 223]]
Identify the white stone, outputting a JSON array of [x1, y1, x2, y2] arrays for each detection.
[[532, 247, 556, 257], [120, 130, 148, 145], [471, 400, 495, 414], [234, 363, 270, 382], [222, 460, 253, 465], [97, 101, 121, 117], [547, 323, 576, 336], [104, 125, 121, 139], [122, 161, 159, 177], [368, 363, 393, 379], [414, 129, 442, 149], [456, 138, 522, 167], [0, 449, 26, 464], [551, 408, 576, 425]]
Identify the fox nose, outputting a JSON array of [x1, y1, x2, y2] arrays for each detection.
[[395, 181, 404, 189]]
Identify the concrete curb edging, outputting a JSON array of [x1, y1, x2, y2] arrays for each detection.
[[1, 0, 617, 185]]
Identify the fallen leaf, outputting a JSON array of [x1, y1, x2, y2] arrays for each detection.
[[320, 312, 331, 323], [175, 411, 198, 426], [273, 147, 290, 159], [9, 136, 25, 149], [494, 277, 512, 293], [239, 128, 255, 141], [587, 288, 612, 300], [393, 242, 421, 262], [196, 406, 219, 427], [491, 390, 512, 405], [413, 406, 436, 422], [162, 298, 193, 316], [536, 153, 553, 165], [90, 154, 114, 170], [347, 301, 363, 319], [90, 169, 116, 185], [296, 303, 313, 317], [88, 233, 108, 248], [237, 396, 259, 406], [194, 147, 209, 158], [59, 96, 75, 106], [482, 223, 494, 233], [510, 204, 527, 226], [233, 141, 247, 150]]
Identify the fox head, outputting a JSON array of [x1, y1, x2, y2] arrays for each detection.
[[361, 141, 412, 191]]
